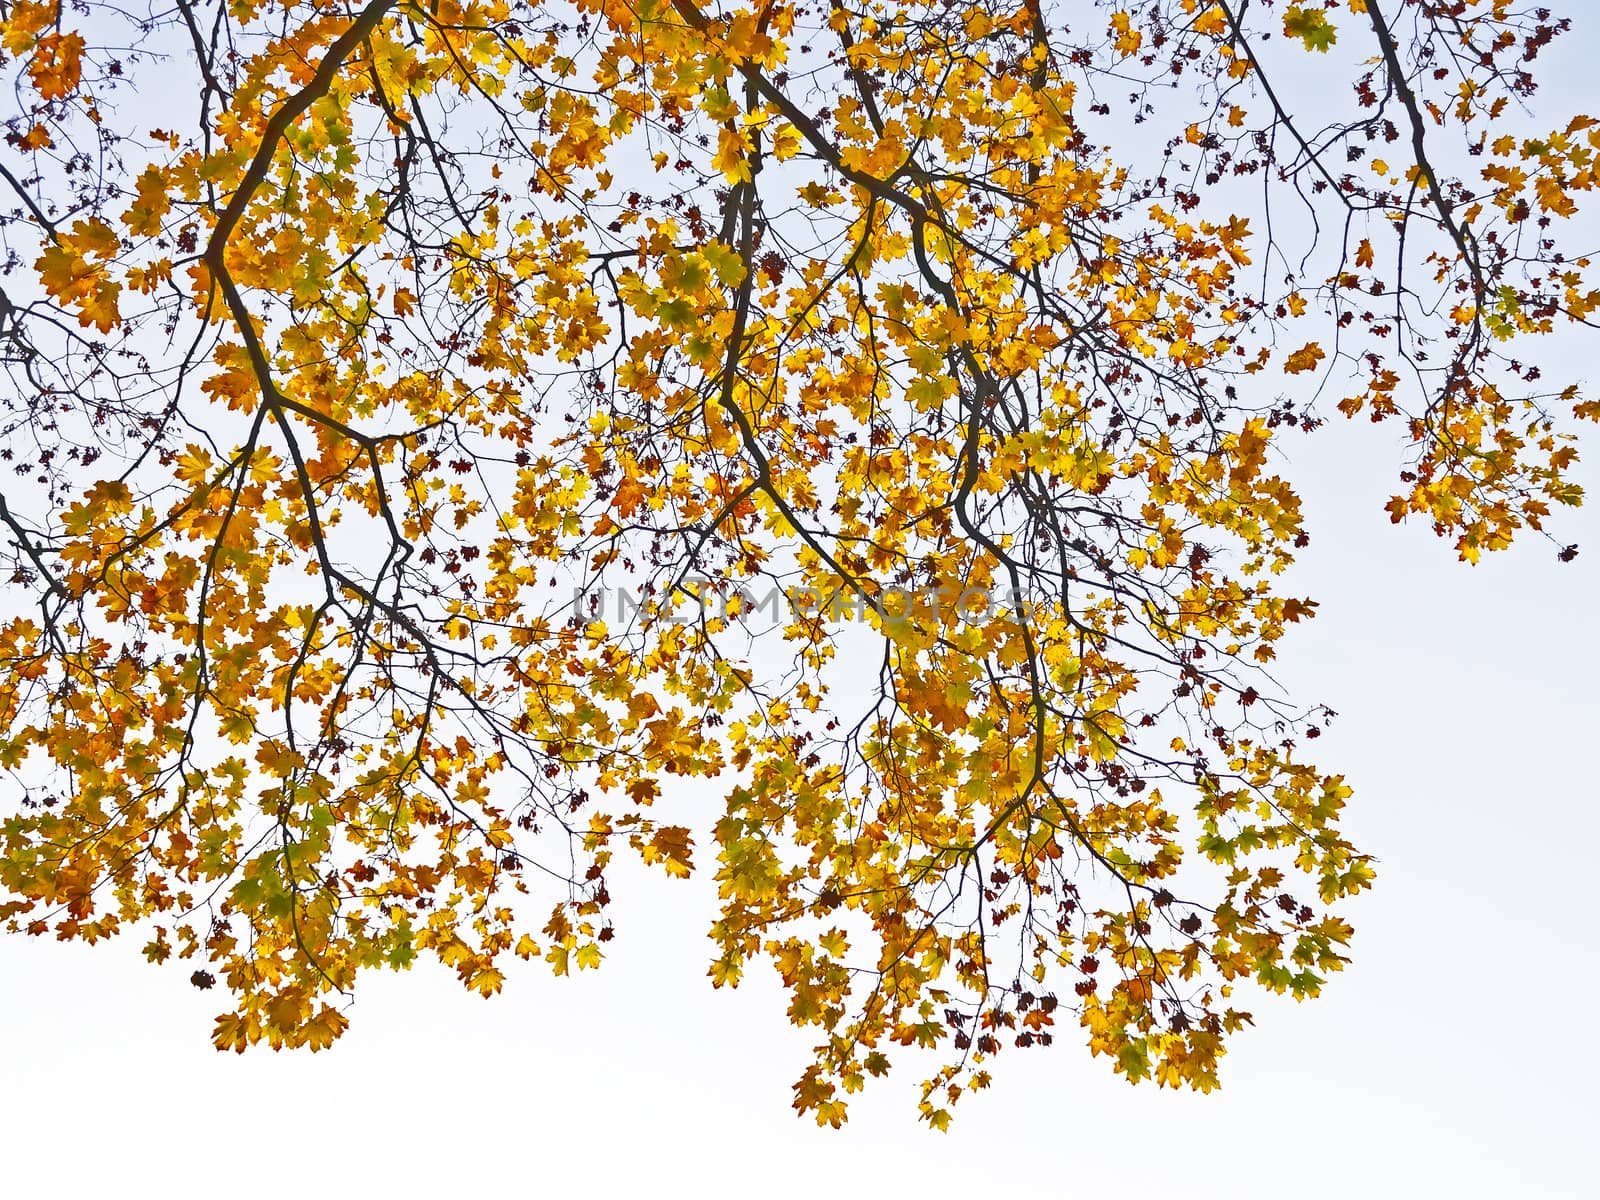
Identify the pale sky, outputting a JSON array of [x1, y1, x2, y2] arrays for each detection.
[[3, 6, 1599, 1197]]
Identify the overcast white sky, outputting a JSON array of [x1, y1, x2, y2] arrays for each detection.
[[3, 7, 1599, 1197]]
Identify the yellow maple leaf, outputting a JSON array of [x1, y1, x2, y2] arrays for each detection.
[[28, 30, 85, 100], [1284, 342, 1326, 374]]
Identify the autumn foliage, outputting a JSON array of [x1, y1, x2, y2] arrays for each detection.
[[0, 0, 1594, 1126]]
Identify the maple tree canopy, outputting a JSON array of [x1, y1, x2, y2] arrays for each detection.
[[0, 0, 1595, 1126]]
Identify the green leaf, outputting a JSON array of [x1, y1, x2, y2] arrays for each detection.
[[1284, 6, 1337, 52]]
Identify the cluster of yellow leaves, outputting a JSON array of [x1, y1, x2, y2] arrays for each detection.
[[0, 0, 1591, 1127], [3, 2, 85, 99]]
